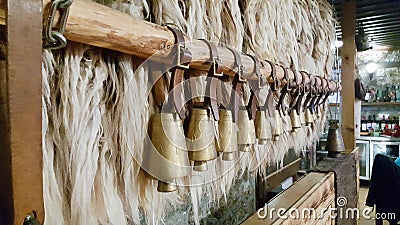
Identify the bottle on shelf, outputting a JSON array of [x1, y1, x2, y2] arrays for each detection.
[[396, 85, 400, 102]]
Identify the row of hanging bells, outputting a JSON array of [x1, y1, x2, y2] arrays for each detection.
[[144, 30, 337, 192]]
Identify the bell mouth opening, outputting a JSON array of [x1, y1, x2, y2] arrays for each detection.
[[157, 180, 177, 192], [222, 152, 235, 161], [239, 144, 251, 152], [193, 161, 208, 171], [257, 139, 269, 145], [327, 151, 344, 158]]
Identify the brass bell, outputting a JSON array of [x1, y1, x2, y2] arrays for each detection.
[[255, 110, 272, 145], [157, 180, 177, 192], [237, 108, 256, 152], [273, 109, 283, 141], [290, 110, 302, 132], [305, 108, 314, 126], [326, 122, 345, 158], [216, 109, 238, 161], [317, 105, 323, 118], [300, 110, 306, 125], [146, 113, 191, 192], [187, 108, 217, 171]]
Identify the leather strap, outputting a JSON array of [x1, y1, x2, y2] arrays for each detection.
[[201, 39, 224, 76], [228, 47, 245, 81], [229, 74, 243, 122], [226, 47, 245, 122], [294, 91, 305, 115], [265, 89, 275, 117], [313, 77, 326, 115], [277, 84, 289, 116], [291, 69, 299, 90], [246, 54, 266, 119], [320, 78, 331, 108], [279, 65, 290, 91], [163, 26, 192, 119], [264, 60, 280, 91], [202, 39, 223, 121], [261, 60, 279, 117]]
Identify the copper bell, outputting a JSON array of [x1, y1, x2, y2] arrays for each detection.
[[187, 108, 217, 171], [273, 109, 283, 141], [305, 108, 314, 126], [237, 108, 256, 152], [217, 109, 238, 161], [255, 110, 272, 145], [147, 113, 191, 192], [290, 110, 302, 132], [325, 122, 345, 158]]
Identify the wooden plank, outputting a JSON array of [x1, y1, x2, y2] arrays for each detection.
[[0, 0, 338, 92], [0, 0, 44, 224], [341, 0, 357, 152], [361, 101, 400, 106], [256, 158, 302, 209], [242, 172, 335, 225], [264, 158, 301, 193], [275, 172, 335, 225]]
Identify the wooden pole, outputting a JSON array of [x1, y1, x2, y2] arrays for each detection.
[[0, 0, 44, 224], [341, 0, 357, 153], [0, 0, 339, 91]]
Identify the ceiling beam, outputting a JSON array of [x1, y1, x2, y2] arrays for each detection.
[[365, 31, 400, 36], [336, 6, 400, 18], [336, 24, 400, 34], [356, 12, 400, 22], [336, 16, 400, 29]]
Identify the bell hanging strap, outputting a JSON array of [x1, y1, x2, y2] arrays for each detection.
[[148, 62, 168, 110], [164, 26, 192, 119], [227, 47, 245, 123], [261, 60, 278, 117], [289, 69, 301, 111], [246, 54, 266, 120], [201, 39, 224, 121], [276, 65, 291, 116]]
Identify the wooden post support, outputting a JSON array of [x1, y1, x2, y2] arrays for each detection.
[[341, 0, 357, 153], [0, 0, 44, 224]]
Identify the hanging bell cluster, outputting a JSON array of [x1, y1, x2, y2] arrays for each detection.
[[144, 33, 335, 192]]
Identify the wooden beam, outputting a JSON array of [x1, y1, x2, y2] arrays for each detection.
[[0, 0, 338, 92], [341, 0, 357, 153], [0, 0, 44, 224]]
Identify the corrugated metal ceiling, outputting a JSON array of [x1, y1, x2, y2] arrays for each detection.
[[333, 0, 400, 49]]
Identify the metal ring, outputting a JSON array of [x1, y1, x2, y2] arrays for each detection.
[[44, 31, 67, 50]]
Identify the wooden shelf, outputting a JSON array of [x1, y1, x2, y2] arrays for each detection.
[[361, 102, 400, 106], [328, 103, 340, 107]]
